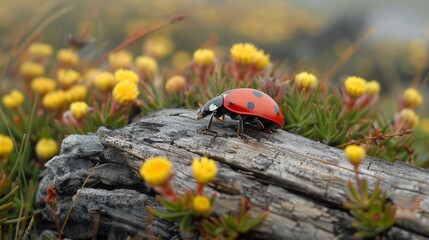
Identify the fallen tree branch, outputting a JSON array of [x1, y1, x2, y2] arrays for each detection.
[[36, 108, 429, 239]]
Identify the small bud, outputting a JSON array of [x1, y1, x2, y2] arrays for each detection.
[[398, 108, 419, 129], [20, 61, 45, 78], [366, 80, 380, 95], [28, 42, 53, 59], [114, 69, 139, 84], [295, 72, 318, 89], [192, 195, 211, 214], [2, 90, 24, 109], [108, 50, 132, 69], [192, 157, 217, 185], [57, 48, 80, 66], [70, 101, 89, 119], [0, 135, 14, 158], [165, 75, 186, 94], [35, 138, 59, 160], [139, 157, 172, 186], [112, 81, 139, 105], [135, 56, 158, 76], [345, 144, 366, 166], [193, 49, 215, 66], [344, 76, 367, 98], [403, 87, 423, 108]]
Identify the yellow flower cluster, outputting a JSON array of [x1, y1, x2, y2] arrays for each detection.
[[114, 69, 139, 84], [31, 77, 56, 95], [139, 157, 172, 186], [28, 42, 53, 59], [399, 108, 419, 129], [2, 90, 24, 109], [20, 61, 45, 78], [108, 50, 132, 69], [193, 49, 215, 66], [112, 81, 139, 104], [0, 135, 14, 158], [366, 80, 380, 95], [43, 90, 66, 109], [165, 75, 186, 94], [57, 69, 81, 88], [192, 195, 211, 214], [230, 43, 270, 70], [345, 144, 366, 166], [344, 76, 367, 98], [65, 85, 87, 103], [295, 72, 318, 89], [35, 138, 58, 160], [94, 72, 116, 92], [57, 48, 80, 66], [192, 157, 217, 185], [135, 56, 158, 76], [70, 101, 89, 119], [403, 87, 423, 108]]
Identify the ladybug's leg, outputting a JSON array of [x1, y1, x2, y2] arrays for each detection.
[[198, 112, 217, 134], [237, 114, 247, 140], [207, 112, 215, 130], [254, 118, 265, 130]]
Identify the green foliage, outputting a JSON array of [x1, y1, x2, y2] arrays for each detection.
[[344, 179, 396, 238], [200, 198, 267, 240], [150, 192, 266, 240]]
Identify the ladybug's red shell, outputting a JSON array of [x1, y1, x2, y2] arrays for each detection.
[[222, 88, 284, 127]]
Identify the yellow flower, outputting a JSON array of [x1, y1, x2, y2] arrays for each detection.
[[112, 81, 139, 104], [192, 195, 211, 214], [144, 36, 174, 59], [108, 50, 132, 69], [2, 90, 24, 109], [139, 157, 172, 186], [230, 43, 257, 65], [65, 85, 87, 103], [114, 69, 139, 84], [31, 77, 56, 95], [35, 138, 59, 160], [193, 49, 215, 66], [43, 90, 66, 110], [28, 42, 53, 59], [366, 80, 380, 95], [345, 144, 366, 166], [344, 76, 367, 98], [57, 69, 81, 88], [57, 48, 80, 66], [295, 72, 318, 89], [192, 157, 217, 185], [70, 101, 89, 119], [165, 75, 186, 94], [252, 50, 270, 70], [20, 61, 45, 78], [403, 87, 423, 108], [0, 135, 13, 158], [94, 72, 116, 92], [399, 108, 419, 129], [135, 56, 158, 76]]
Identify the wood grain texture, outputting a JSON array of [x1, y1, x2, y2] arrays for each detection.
[[37, 108, 429, 239]]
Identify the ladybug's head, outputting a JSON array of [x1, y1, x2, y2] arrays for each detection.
[[196, 95, 224, 120]]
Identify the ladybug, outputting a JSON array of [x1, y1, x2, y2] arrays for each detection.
[[197, 88, 284, 138]]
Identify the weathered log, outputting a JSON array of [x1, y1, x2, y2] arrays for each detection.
[[36, 108, 429, 239]]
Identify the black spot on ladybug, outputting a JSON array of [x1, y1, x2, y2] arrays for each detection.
[[253, 90, 263, 98], [247, 101, 255, 110], [274, 105, 279, 115]]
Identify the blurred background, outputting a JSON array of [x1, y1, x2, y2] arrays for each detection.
[[1, 0, 428, 112]]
